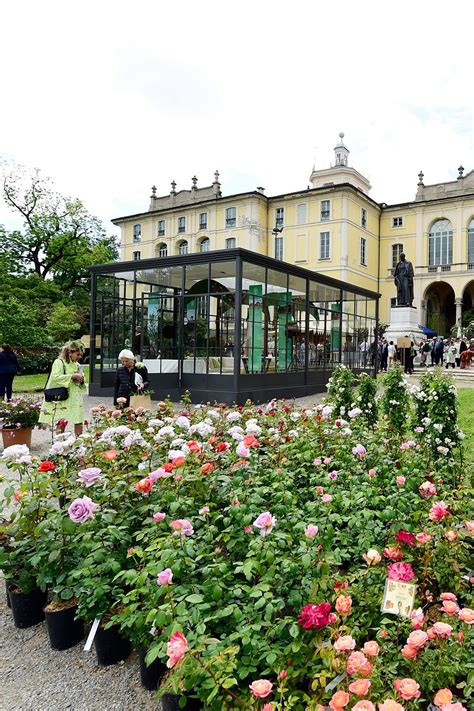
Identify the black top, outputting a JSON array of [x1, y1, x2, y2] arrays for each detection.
[[114, 364, 150, 403], [0, 351, 20, 375]]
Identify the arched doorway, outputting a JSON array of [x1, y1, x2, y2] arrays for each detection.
[[424, 282, 455, 336], [462, 280, 474, 337]]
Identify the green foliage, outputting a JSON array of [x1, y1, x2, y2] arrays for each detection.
[[0, 297, 48, 348], [355, 372, 378, 426], [46, 303, 82, 343], [379, 364, 410, 433]]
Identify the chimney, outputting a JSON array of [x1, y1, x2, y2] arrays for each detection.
[[256, 186, 265, 194]]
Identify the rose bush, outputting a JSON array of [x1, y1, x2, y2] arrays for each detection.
[[0, 370, 472, 709]]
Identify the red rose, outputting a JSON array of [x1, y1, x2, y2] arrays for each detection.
[[298, 602, 332, 630], [38, 460, 56, 472], [216, 442, 228, 452], [163, 462, 174, 472], [201, 462, 214, 475], [396, 530, 416, 547]]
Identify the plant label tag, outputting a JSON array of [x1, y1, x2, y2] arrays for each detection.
[[381, 579, 416, 618], [83, 617, 101, 652]]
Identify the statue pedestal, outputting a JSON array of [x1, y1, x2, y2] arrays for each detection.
[[384, 306, 425, 344]]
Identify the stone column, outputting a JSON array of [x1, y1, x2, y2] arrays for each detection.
[[455, 297, 463, 337]]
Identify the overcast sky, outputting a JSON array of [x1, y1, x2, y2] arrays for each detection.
[[1, 0, 473, 236]]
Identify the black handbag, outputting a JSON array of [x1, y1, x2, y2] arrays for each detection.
[[44, 360, 69, 402]]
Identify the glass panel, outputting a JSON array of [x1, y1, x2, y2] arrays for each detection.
[[185, 263, 209, 291], [211, 261, 236, 292]]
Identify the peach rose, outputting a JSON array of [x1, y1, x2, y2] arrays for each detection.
[[348, 679, 371, 696], [401, 644, 418, 659], [335, 594, 352, 617], [394, 678, 421, 701], [433, 689, 453, 706], [346, 651, 370, 676], [249, 679, 273, 699], [440, 704, 467, 711], [334, 635, 356, 652], [458, 607, 474, 624], [363, 548, 382, 565], [379, 701, 405, 711], [406, 630, 428, 649], [440, 592, 457, 601], [353, 702, 376, 711], [329, 690, 350, 710], [410, 608, 424, 629], [363, 641, 380, 657]]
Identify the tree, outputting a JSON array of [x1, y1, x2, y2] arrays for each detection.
[[1, 165, 118, 290], [46, 303, 82, 343], [0, 298, 48, 348]]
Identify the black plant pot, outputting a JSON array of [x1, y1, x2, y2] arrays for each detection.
[[5, 579, 12, 609], [161, 693, 203, 711], [9, 587, 47, 628], [94, 623, 131, 666], [45, 603, 84, 650], [139, 645, 167, 690]]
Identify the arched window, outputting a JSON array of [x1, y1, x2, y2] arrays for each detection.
[[178, 240, 188, 255], [468, 218, 474, 265], [428, 219, 452, 266], [158, 243, 167, 257], [392, 243, 403, 270], [200, 237, 210, 253]]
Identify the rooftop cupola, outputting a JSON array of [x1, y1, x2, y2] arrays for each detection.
[[334, 132, 349, 167]]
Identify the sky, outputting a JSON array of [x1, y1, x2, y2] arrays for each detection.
[[1, 0, 473, 236]]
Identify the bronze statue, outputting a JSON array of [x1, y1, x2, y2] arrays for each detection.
[[394, 253, 414, 306]]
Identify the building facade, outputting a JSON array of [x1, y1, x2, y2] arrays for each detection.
[[113, 135, 474, 336]]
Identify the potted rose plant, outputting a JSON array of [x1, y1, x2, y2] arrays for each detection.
[[0, 396, 42, 448]]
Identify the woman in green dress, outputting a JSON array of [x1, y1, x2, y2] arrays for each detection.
[[39, 341, 86, 436]]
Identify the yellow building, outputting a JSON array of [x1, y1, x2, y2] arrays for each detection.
[[113, 135, 474, 336]]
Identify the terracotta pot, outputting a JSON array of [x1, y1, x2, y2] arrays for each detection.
[[1, 427, 33, 448]]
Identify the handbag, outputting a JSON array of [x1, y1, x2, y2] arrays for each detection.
[[44, 360, 69, 402], [129, 394, 152, 411]]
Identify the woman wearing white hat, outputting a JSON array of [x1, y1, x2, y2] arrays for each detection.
[[114, 349, 150, 407]]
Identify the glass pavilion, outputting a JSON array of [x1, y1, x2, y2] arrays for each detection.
[[89, 249, 379, 404]]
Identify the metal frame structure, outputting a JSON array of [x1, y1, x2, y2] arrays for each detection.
[[89, 249, 380, 404]]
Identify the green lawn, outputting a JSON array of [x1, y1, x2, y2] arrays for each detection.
[[13, 367, 90, 394], [457, 388, 474, 463]]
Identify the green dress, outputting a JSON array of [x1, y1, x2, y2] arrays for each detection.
[[39, 358, 86, 426]]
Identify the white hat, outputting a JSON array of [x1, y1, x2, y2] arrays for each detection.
[[118, 349, 135, 360]]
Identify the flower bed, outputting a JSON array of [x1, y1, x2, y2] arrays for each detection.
[[0, 367, 472, 710]]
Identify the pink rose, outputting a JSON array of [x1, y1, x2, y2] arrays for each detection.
[[419, 481, 437, 498], [324, 457, 332, 465], [440, 705, 467, 711], [298, 602, 332, 630], [157, 568, 173, 585], [440, 592, 457, 601], [445, 530, 457, 541], [363, 548, 381, 565], [199, 505, 210, 514], [465, 520, 474, 532], [304, 523, 319, 539], [335, 594, 352, 617], [236, 442, 250, 458], [169, 519, 194, 537], [387, 562, 415, 582], [346, 651, 369, 675], [334, 635, 356, 652], [396, 476, 406, 486], [149, 467, 170, 482], [406, 630, 428, 649], [262, 705, 274, 711], [458, 608, 474, 624], [410, 608, 424, 629], [313, 458, 322, 466], [68, 495, 99, 523], [253, 511, 276, 537], [166, 631, 187, 668], [394, 678, 421, 701], [441, 600, 459, 616], [368, 468, 376, 477], [352, 702, 376, 711], [249, 679, 273, 699], [322, 494, 332, 503], [77, 467, 102, 487], [152, 512, 166, 522], [329, 690, 350, 710], [384, 546, 404, 561], [415, 531, 432, 544], [429, 501, 450, 521], [328, 470, 338, 480], [401, 644, 418, 659], [431, 621, 453, 637], [363, 640, 379, 657]]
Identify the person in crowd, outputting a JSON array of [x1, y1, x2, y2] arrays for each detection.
[[0, 344, 21, 402], [359, 338, 369, 367], [433, 337, 444, 366], [444, 341, 456, 369], [387, 340, 396, 369], [453, 338, 462, 368], [404, 340, 414, 375], [459, 337, 468, 366], [114, 349, 150, 407], [380, 338, 388, 372], [39, 341, 86, 436], [421, 338, 431, 366]]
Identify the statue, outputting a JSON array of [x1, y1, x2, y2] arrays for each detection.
[[393, 253, 414, 306]]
